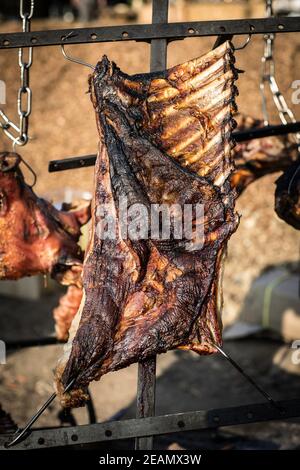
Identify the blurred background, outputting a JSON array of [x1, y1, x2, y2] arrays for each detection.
[[0, 0, 299, 450]]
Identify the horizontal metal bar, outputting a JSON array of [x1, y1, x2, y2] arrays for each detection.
[[5, 336, 64, 351], [49, 154, 96, 172], [1, 398, 300, 450], [48, 121, 300, 173], [234, 121, 300, 142], [1, 17, 300, 50]]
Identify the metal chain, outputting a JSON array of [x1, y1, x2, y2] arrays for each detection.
[[266, 0, 273, 17], [0, 0, 34, 147], [260, 0, 300, 149]]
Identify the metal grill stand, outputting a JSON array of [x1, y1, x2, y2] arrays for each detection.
[[1, 0, 300, 451], [135, 0, 168, 451]]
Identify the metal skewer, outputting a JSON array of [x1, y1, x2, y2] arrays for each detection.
[[212, 343, 283, 411], [5, 378, 76, 448]]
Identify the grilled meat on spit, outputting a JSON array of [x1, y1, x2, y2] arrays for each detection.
[[55, 42, 240, 407], [53, 112, 300, 342], [231, 114, 299, 194], [0, 152, 91, 335]]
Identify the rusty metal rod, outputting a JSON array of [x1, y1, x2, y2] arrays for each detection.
[[135, 0, 169, 452]]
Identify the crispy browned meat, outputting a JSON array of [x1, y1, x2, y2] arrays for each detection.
[[231, 114, 299, 193], [53, 284, 83, 341], [55, 42, 239, 407], [0, 152, 90, 286], [275, 160, 300, 229]]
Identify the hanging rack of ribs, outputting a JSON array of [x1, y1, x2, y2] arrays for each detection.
[[52, 112, 300, 342], [0, 151, 90, 287], [55, 41, 240, 407]]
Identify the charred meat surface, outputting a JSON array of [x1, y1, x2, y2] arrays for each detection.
[[0, 152, 90, 286], [52, 113, 299, 341], [231, 114, 299, 194], [55, 42, 239, 407], [275, 160, 300, 229]]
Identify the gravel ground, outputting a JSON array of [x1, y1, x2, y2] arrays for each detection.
[[0, 2, 299, 450]]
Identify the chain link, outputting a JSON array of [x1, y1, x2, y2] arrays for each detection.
[[20, 0, 34, 20], [260, 0, 300, 148], [0, 0, 34, 147], [266, 0, 273, 17]]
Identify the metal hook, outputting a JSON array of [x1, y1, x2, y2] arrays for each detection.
[[12, 137, 37, 188], [5, 378, 76, 448], [233, 34, 252, 51], [61, 32, 95, 70]]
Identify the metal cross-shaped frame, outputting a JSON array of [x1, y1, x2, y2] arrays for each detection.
[[1, 0, 300, 451]]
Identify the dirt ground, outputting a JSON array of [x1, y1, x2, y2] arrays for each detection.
[[0, 1, 299, 450]]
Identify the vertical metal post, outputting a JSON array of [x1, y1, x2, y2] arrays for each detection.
[[150, 0, 169, 71], [135, 0, 169, 451], [135, 357, 157, 450]]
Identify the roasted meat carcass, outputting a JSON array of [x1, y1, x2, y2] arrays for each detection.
[[231, 114, 299, 194], [275, 160, 300, 229], [0, 152, 90, 286], [55, 42, 239, 407], [53, 113, 300, 342]]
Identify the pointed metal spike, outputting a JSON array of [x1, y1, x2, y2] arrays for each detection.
[[5, 378, 76, 448], [212, 342, 283, 412]]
